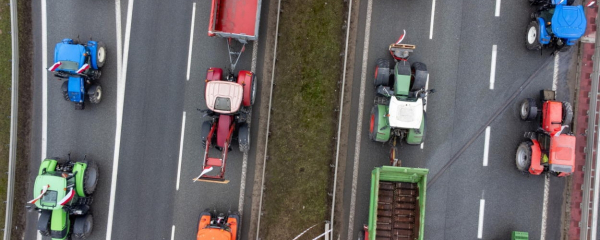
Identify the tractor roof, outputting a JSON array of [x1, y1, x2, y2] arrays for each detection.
[[549, 134, 576, 174], [196, 228, 232, 240], [54, 42, 86, 67], [388, 97, 423, 129], [552, 5, 586, 39], [205, 81, 243, 114], [33, 175, 67, 210]]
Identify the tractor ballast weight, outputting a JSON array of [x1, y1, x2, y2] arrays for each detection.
[[526, 0, 588, 51], [49, 38, 106, 110], [29, 154, 98, 239]]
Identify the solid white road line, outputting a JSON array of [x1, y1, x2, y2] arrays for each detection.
[[477, 198, 485, 239], [347, 0, 373, 238], [107, 0, 134, 239], [489, 45, 497, 90], [171, 225, 175, 240], [540, 174, 550, 240], [186, 2, 196, 81], [176, 111, 186, 190], [553, 53, 559, 93], [429, 0, 436, 39], [483, 126, 490, 166], [40, 0, 47, 238], [495, 0, 501, 17]]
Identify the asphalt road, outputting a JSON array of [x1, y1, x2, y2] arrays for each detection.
[[340, 0, 575, 239], [27, 0, 269, 239]]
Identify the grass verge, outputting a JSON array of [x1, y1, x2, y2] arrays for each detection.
[[260, 1, 345, 239]]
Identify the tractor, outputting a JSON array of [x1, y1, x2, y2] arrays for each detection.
[[516, 90, 576, 177], [196, 209, 241, 240], [193, 67, 256, 183], [526, 0, 591, 52], [48, 38, 106, 110], [369, 34, 434, 160], [27, 154, 98, 240]]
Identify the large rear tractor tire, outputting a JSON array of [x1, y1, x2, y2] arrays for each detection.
[[374, 58, 391, 87], [72, 213, 93, 239], [238, 124, 250, 153], [87, 85, 102, 104], [410, 62, 428, 91], [526, 21, 542, 50], [562, 101, 573, 126], [520, 98, 538, 121], [516, 141, 532, 172], [83, 161, 98, 196]]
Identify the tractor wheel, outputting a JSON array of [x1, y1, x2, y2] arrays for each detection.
[[87, 85, 102, 104], [238, 124, 250, 153], [200, 120, 212, 148], [526, 21, 542, 50], [95, 42, 106, 68], [374, 58, 391, 87], [251, 74, 257, 106], [72, 213, 93, 239], [516, 141, 532, 172], [82, 161, 98, 196], [410, 62, 428, 91], [520, 98, 538, 121], [62, 81, 70, 101], [369, 105, 379, 141], [37, 210, 51, 236], [562, 101, 573, 126]]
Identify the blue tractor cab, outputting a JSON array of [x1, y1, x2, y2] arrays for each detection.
[[49, 38, 106, 110], [526, 0, 589, 51]]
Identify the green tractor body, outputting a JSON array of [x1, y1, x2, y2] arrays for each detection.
[[30, 156, 97, 239]]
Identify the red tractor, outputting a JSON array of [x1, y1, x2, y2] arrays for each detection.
[[516, 90, 575, 177], [194, 68, 256, 183]]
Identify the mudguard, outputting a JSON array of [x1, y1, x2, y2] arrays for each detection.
[[237, 70, 254, 107], [394, 62, 411, 96], [529, 140, 544, 175], [87, 41, 100, 69], [372, 104, 391, 143], [39, 159, 58, 175], [72, 162, 88, 197], [50, 209, 69, 240], [538, 18, 551, 45], [206, 67, 223, 81], [37, 210, 51, 233], [227, 213, 240, 240], [406, 112, 426, 145]]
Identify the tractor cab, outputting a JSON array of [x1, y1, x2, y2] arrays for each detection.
[[205, 81, 244, 114], [388, 97, 423, 129]]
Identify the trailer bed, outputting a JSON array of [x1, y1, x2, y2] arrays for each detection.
[[209, 0, 260, 40]]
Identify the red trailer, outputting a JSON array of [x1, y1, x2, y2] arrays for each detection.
[[208, 0, 262, 72]]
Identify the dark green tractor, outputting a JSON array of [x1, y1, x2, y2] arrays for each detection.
[[27, 154, 98, 240], [369, 43, 433, 149]]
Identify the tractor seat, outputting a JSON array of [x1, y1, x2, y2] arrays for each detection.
[[205, 81, 243, 114]]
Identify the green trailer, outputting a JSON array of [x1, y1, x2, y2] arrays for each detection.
[[360, 166, 428, 240]]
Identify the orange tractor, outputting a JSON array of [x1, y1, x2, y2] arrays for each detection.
[[516, 90, 575, 177], [196, 209, 240, 240]]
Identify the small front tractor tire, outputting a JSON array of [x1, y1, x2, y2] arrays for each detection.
[[520, 98, 538, 121], [95, 42, 106, 68], [516, 141, 533, 172], [526, 21, 542, 50], [410, 62, 428, 91], [83, 161, 98, 196], [562, 101, 573, 126], [374, 58, 391, 87], [62, 81, 70, 101], [72, 213, 93, 239], [88, 85, 102, 104], [238, 124, 250, 153]]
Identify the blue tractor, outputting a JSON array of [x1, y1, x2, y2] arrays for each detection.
[[48, 38, 106, 110], [526, 0, 589, 52]]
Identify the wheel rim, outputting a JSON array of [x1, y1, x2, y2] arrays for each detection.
[[516, 146, 529, 169], [527, 26, 537, 44], [97, 47, 106, 64], [520, 100, 529, 119], [95, 86, 102, 101]]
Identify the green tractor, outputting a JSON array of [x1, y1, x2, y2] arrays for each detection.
[[369, 40, 433, 151], [27, 154, 98, 240]]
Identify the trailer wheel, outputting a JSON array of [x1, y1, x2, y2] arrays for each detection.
[[369, 106, 379, 141], [526, 21, 542, 50], [62, 81, 70, 101], [238, 124, 250, 153], [87, 85, 102, 104], [410, 62, 428, 91], [72, 213, 93, 239], [83, 161, 98, 196], [562, 101, 573, 126], [374, 58, 390, 87], [516, 141, 532, 172], [520, 98, 538, 121]]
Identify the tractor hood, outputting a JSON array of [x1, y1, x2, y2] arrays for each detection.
[[196, 228, 232, 240], [388, 97, 423, 129], [67, 76, 84, 103], [552, 5, 586, 39], [33, 175, 67, 210], [54, 43, 86, 67]]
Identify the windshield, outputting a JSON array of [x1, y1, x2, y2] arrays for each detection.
[[40, 190, 57, 207], [57, 61, 78, 71]]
